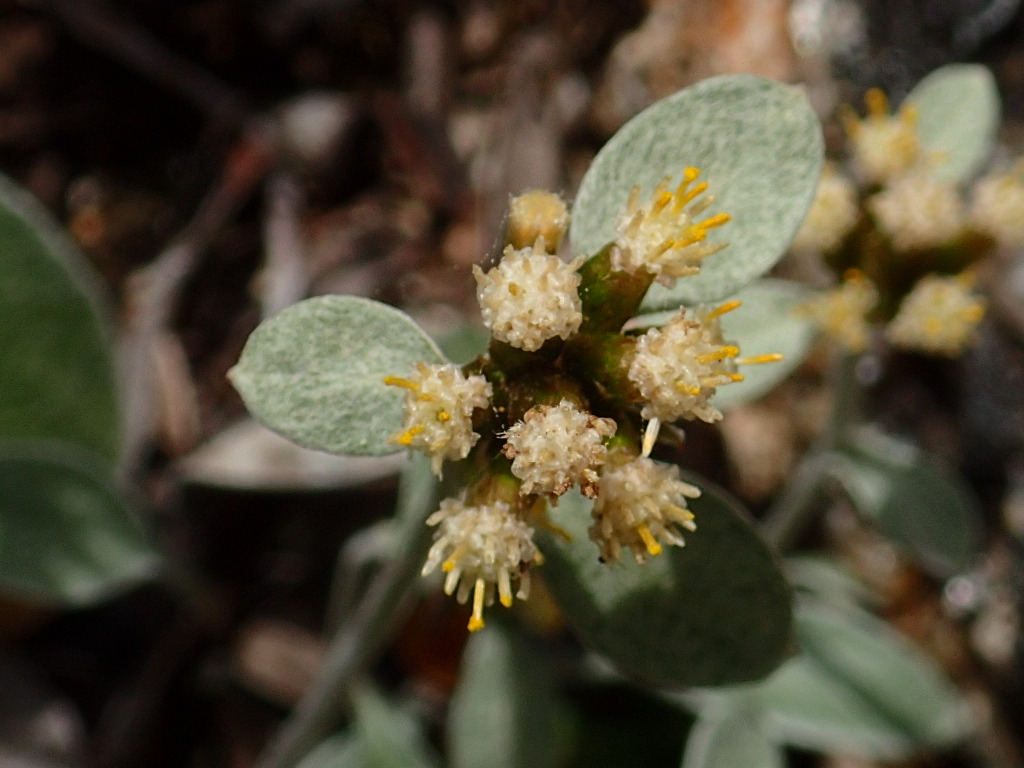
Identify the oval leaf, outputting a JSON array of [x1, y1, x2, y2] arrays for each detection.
[[229, 296, 445, 456], [908, 64, 999, 183], [682, 709, 784, 768], [538, 482, 792, 688], [794, 604, 968, 747], [448, 624, 558, 768], [753, 657, 916, 759], [0, 174, 119, 460], [0, 441, 158, 607], [571, 75, 823, 305], [827, 427, 983, 577], [352, 686, 439, 768]]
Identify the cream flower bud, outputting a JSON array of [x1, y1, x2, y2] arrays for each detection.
[[791, 164, 859, 253], [473, 243, 583, 351], [612, 167, 731, 286], [842, 88, 921, 184], [797, 271, 878, 353], [502, 400, 616, 498], [589, 455, 700, 564], [971, 163, 1024, 246], [385, 362, 492, 476], [869, 171, 965, 251], [886, 273, 985, 356], [506, 190, 570, 251], [422, 497, 541, 631], [627, 308, 741, 423]]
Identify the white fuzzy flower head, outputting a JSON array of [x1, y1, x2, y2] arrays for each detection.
[[797, 271, 878, 353], [502, 400, 616, 498], [886, 273, 985, 356], [870, 170, 965, 251], [842, 88, 921, 184], [612, 167, 731, 286], [422, 497, 541, 631], [506, 190, 570, 251], [589, 455, 700, 564], [385, 362, 492, 476], [792, 164, 860, 253], [473, 243, 583, 351], [628, 308, 742, 423], [971, 163, 1024, 246]]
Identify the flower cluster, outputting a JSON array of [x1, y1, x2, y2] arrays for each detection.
[[794, 81, 999, 358], [386, 176, 774, 630]]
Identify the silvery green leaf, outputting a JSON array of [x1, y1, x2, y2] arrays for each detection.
[[448, 624, 558, 768], [827, 427, 983, 577], [681, 709, 784, 768], [0, 441, 157, 607], [229, 296, 444, 456], [571, 75, 823, 305], [352, 686, 439, 768], [0, 174, 119, 461], [909, 64, 999, 182], [793, 603, 969, 748]]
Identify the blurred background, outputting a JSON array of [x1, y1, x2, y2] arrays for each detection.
[[1, 1, 1024, 767]]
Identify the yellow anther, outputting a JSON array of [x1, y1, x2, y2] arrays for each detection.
[[442, 558, 456, 573], [653, 191, 674, 214], [865, 88, 889, 116], [436, 410, 451, 422], [383, 375, 419, 391], [396, 424, 425, 445], [727, 372, 745, 382], [703, 300, 742, 321], [736, 353, 784, 365], [699, 212, 731, 230], [683, 166, 701, 183], [637, 525, 663, 556]]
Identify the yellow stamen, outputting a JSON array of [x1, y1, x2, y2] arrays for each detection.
[[637, 525, 662, 556], [697, 345, 740, 364], [865, 88, 889, 117], [468, 578, 486, 631], [652, 190, 674, 214], [698, 212, 731, 230], [383, 376, 418, 391], [736, 353, 784, 365], [676, 180, 709, 208], [703, 300, 742, 321], [436, 410, 451, 422], [726, 372, 745, 382], [396, 424, 425, 445]]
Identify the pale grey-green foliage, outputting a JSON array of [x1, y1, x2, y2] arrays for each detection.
[[448, 625, 558, 768], [538, 483, 791, 688], [909, 64, 1000, 182], [0, 441, 157, 607], [0, 173, 120, 461], [571, 75, 823, 305], [826, 426, 983, 577], [229, 296, 444, 456], [352, 686, 440, 768], [681, 709, 784, 768], [678, 601, 968, 761]]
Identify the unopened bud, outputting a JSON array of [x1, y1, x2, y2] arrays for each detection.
[[506, 190, 570, 251]]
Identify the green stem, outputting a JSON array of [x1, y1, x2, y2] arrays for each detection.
[[760, 349, 862, 550], [253, 459, 441, 768]]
